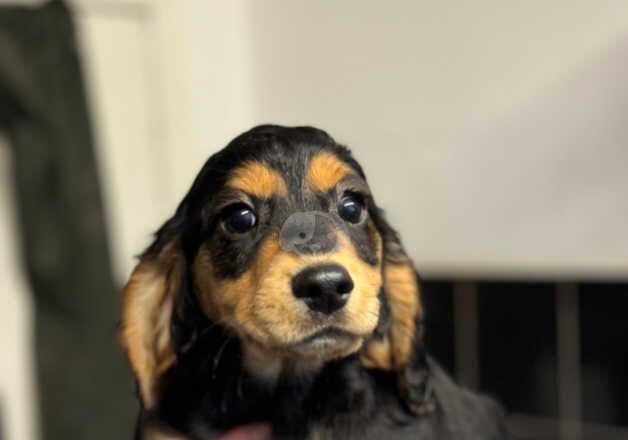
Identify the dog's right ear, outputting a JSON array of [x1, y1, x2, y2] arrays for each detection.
[[120, 219, 185, 408]]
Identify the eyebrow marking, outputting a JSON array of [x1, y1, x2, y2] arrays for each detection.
[[307, 151, 354, 193], [226, 161, 288, 198]]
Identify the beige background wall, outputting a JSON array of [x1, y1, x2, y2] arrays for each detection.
[[82, 0, 628, 282], [236, 1, 628, 279], [1, 0, 627, 438]]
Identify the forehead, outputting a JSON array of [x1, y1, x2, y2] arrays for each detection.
[[225, 150, 356, 198], [185, 126, 367, 218], [213, 126, 363, 197]]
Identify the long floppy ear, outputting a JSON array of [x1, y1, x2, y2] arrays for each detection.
[[120, 226, 184, 408], [361, 210, 431, 414]]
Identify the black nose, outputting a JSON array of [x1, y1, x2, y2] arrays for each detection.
[[291, 264, 354, 314]]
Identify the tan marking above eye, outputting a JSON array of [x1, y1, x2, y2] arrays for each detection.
[[307, 151, 354, 193], [226, 161, 288, 198]]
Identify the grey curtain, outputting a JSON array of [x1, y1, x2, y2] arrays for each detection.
[[0, 1, 133, 438]]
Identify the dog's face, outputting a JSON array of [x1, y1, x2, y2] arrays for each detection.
[[121, 126, 421, 407], [194, 149, 383, 366]]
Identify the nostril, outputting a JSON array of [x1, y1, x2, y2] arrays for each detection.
[[337, 278, 354, 295], [292, 264, 353, 314], [305, 284, 320, 299]]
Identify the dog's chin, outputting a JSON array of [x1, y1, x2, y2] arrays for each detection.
[[241, 327, 365, 378], [286, 328, 364, 362]]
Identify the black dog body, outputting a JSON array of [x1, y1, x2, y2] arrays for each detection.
[[146, 328, 504, 439], [147, 324, 504, 439]]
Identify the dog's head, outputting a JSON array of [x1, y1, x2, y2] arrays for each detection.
[[121, 125, 422, 409]]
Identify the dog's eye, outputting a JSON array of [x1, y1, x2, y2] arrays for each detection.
[[223, 204, 257, 234], [338, 193, 364, 223]]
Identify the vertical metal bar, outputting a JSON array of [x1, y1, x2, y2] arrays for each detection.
[[453, 282, 480, 389], [556, 283, 582, 440]]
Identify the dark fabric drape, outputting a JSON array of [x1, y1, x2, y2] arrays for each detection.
[[0, 1, 134, 438]]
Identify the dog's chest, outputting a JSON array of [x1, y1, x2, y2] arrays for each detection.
[[159, 335, 382, 439], [306, 426, 332, 440]]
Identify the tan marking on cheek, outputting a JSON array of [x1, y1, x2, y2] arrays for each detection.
[[193, 249, 221, 321], [193, 235, 289, 344], [194, 230, 383, 365], [307, 151, 354, 193], [233, 235, 292, 343], [226, 161, 288, 198], [194, 241, 293, 375], [251, 240, 306, 344], [360, 258, 421, 371], [193, 247, 255, 325], [331, 234, 382, 334], [252, 233, 282, 277]]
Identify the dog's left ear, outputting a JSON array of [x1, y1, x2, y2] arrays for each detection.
[[120, 220, 185, 408], [361, 210, 430, 413]]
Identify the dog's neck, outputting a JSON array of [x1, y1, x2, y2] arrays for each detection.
[[241, 337, 337, 387], [154, 321, 381, 438], [241, 342, 283, 384]]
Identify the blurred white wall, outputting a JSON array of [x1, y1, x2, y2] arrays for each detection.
[[236, 1, 628, 279], [82, 0, 628, 281]]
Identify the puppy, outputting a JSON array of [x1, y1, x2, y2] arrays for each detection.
[[120, 125, 506, 439]]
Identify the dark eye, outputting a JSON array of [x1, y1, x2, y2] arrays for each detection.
[[338, 193, 364, 223], [223, 204, 257, 234]]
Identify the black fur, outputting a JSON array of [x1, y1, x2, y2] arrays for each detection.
[[133, 125, 508, 439]]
